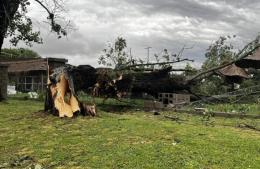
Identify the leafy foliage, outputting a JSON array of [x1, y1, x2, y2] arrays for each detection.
[[6, 0, 43, 47], [99, 37, 131, 69], [153, 49, 173, 69], [98, 37, 190, 72], [203, 35, 236, 69], [241, 68, 260, 88], [154, 48, 182, 64], [0, 48, 40, 58], [192, 36, 237, 95], [0, 0, 68, 50], [182, 63, 198, 77]]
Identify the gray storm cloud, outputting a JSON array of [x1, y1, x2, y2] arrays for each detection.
[[3, 0, 260, 67]]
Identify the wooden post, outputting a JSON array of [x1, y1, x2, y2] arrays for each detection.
[[0, 64, 8, 100], [32, 76, 34, 91]]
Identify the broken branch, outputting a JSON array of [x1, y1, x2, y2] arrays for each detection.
[[119, 59, 194, 70], [130, 67, 195, 72], [188, 38, 260, 83]]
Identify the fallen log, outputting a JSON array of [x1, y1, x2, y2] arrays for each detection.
[[164, 115, 186, 123], [237, 123, 260, 132]]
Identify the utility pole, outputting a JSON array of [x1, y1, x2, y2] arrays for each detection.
[[145, 47, 152, 63], [129, 48, 133, 65], [130, 48, 132, 59]]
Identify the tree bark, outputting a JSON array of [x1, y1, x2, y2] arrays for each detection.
[[0, 0, 20, 51]]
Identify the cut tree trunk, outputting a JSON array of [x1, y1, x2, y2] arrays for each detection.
[[45, 65, 96, 117]]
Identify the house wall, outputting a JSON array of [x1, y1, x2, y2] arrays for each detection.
[[0, 64, 8, 100]]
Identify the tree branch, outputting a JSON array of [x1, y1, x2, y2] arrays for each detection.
[[119, 58, 194, 70], [176, 44, 194, 58], [34, 0, 53, 15], [130, 67, 195, 72], [33, 0, 67, 37], [188, 38, 260, 83]]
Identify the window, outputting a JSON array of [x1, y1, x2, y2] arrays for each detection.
[[17, 75, 44, 92]]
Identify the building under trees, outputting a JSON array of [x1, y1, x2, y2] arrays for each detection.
[[0, 58, 67, 92]]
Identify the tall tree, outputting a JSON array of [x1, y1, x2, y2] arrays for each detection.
[[203, 35, 236, 69], [98, 37, 130, 69], [192, 36, 236, 95], [0, 0, 67, 52]]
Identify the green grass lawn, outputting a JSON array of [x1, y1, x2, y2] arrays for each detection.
[[0, 98, 260, 169], [205, 103, 260, 115], [183, 102, 260, 116]]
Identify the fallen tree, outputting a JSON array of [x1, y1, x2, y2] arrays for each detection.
[[188, 35, 260, 84], [43, 36, 260, 117], [127, 37, 260, 98]]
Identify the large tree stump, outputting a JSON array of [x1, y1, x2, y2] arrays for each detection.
[[44, 65, 96, 117]]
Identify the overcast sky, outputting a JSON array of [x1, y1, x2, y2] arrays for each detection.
[[4, 0, 260, 68]]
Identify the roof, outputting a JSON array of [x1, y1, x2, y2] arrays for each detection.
[[4, 59, 48, 73], [235, 47, 260, 69], [218, 64, 249, 78], [0, 57, 68, 73]]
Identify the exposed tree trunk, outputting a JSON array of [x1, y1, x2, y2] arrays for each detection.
[[44, 84, 56, 115], [0, 32, 4, 53], [45, 66, 97, 117], [0, 0, 20, 51]]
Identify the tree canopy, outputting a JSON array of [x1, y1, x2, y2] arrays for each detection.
[[203, 35, 236, 70], [0, 48, 40, 58], [0, 0, 68, 52], [190, 35, 260, 96], [98, 37, 194, 72], [98, 37, 130, 69]]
